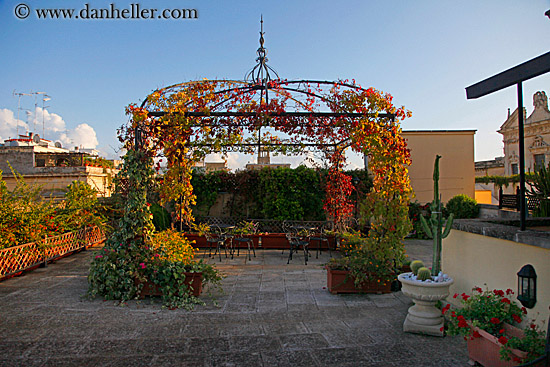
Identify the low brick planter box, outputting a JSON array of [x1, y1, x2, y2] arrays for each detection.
[[326, 267, 392, 294]]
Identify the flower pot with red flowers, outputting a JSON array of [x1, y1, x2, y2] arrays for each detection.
[[445, 287, 545, 367]]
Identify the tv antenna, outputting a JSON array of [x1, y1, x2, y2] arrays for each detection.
[[13, 90, 33, 136], [33, 92, 50, 136], [41, 94, 51, 137]]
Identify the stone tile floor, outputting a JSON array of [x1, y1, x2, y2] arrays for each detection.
[[0, 239, 469, 366]]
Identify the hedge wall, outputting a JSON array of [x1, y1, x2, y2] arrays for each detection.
[[190, 166, 372, 221]]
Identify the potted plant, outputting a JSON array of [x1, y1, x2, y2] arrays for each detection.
[[445, 286, 545, 367], [500, 320, 547, 366], [89, 229, 223, 309], [398, 155, 454, 336], [325, 230, 395, 294]]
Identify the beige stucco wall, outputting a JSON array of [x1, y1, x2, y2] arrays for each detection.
[[2, 166, 116, 197], [442, 229, 550, 328], [402, 130, 475, 204]]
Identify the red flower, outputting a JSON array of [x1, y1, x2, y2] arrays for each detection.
[[442, 304, 451, 315], [521, 307, 527, 315], [453, 293, 458, 299], [462, 294, 470, 301], [490, 317, 500, 324], [530, 324, 536, 329], [501, 297, 510, 304], [498, 336, 508, 345], [499, 329, 505, 334], [472, 330, 481, 338], [473, 287, 482, 293], [493, 289, 504, 297], [512, 314, 522, 323], [505, 288, 514, 295], [458, 316, 468, 328]]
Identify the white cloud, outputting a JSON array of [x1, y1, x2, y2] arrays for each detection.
[[65, 123, 99, 149], [0, 108, 28, 141], [0, 107, 99, 150], [31, 107, 66, 133]]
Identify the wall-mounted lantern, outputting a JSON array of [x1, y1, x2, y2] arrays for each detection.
[[517, 264, 537, 309]]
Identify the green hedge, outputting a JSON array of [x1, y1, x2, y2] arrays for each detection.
[[445, 194, 479, 219], [190, 166, 372, 221]]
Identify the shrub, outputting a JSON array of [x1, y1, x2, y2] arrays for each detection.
[[446, 194, 479, 219], [0, 170, 105, 249], [151, 229, 195, 263], [527, 163, 550, 217]]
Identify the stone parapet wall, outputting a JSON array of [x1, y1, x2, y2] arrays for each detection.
[[443, 219, 550, 329]]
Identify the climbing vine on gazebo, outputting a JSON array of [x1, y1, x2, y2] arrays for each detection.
[[88, 75, 413, 307], [125, 78, 412, 247]]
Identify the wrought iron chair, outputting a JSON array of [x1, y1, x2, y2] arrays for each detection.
[[204, 225, 230, 262], [231, 221, 258, 261], [309, 224, 331, 259], [285, 227, 310, 265]]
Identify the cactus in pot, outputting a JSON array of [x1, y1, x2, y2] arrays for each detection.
[[410, 260, 424, 275], [419, 155, 454, 276], [416, 267, 432, 281]]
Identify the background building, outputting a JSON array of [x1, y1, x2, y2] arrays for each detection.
[[473, 90, 550, 204], [498, 91, 550, 175], [245, 148, 291, 171], [402, 130, 476, 204], [0, 132, 119, 198]]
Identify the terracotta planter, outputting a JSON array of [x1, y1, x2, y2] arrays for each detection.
[[259, 233, 288, 249], [467, 323, 543, 367], [398, 272, 454, 337], [326, 267, 392, 294], [184, 233, 207, 247], [136, 272, 203, 298]]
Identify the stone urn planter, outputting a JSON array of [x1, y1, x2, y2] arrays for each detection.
[[398, 272, 454, 337]]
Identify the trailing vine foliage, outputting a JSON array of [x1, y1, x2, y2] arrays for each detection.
[[324, 152, 354, 230], [474, 174, 541, 188], [87, 140, 223, 308], [88, 149, 156, 301], [121, 78, 413, 269]]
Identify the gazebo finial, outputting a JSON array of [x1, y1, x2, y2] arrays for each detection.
[[245, 16, 279, 83]]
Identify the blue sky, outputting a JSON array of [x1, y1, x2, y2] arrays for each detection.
[[1, 0, 549, 168]]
